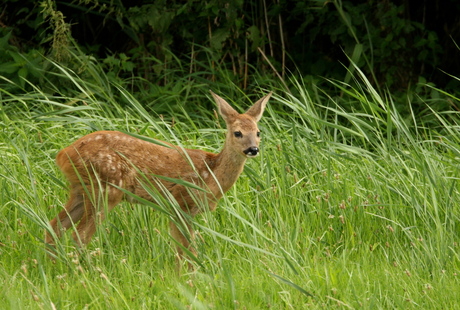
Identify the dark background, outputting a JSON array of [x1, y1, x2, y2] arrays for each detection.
[[2, 0, 460, 93]]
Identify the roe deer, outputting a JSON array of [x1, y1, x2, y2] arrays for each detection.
[[45, 91, 271, 263]]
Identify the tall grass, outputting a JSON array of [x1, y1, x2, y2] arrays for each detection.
[[1, 57, 459, 309]]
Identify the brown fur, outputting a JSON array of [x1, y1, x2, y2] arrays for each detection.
[[46, 91, 271, 262]]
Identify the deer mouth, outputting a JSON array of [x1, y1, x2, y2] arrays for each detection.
[[244, 147, 259, 157]]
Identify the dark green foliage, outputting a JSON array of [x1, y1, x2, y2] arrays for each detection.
[[0, 31, 44, 89], [1, 0, 460, 111]]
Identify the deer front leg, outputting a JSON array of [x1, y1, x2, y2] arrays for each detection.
[[169, 220, 197, 269]]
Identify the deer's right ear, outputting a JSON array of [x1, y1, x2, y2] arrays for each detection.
[[210, 91, 239, 122]]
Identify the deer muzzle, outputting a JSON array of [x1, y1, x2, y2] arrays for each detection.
[[244, 146, 259, 157]]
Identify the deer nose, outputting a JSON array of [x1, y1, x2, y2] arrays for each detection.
[[244, 147, 259, 157]]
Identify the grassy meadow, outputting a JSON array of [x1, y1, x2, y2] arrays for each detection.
[[1, 59, 460, 309]]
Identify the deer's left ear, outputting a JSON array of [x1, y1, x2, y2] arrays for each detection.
[[245, 92, 272, 122]]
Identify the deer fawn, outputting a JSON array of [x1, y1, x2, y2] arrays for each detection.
[[45, 91, 271, 263]]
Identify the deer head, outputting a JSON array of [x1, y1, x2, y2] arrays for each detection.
[[211, 91, 272, 159]]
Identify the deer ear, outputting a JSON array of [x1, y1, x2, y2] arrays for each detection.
[[245, 92, 272, 122], [210, 91, 239, 122]]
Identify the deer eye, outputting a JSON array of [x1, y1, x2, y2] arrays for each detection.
[[234, 131, 243, 138], [257, 131, 261, 137]]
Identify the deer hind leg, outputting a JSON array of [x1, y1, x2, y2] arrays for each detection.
[[46, 183, 124, 247], [46, 187, 86, 245], [71, 185, 124, 245]]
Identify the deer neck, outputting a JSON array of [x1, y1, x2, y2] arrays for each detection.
[[211, 141, 247, 194]]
